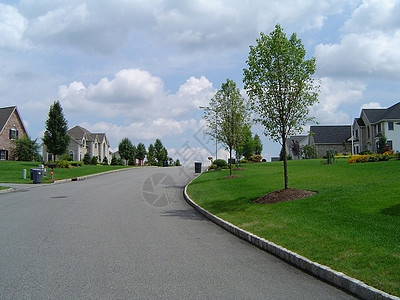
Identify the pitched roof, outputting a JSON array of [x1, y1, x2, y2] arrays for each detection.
[[361, 101, 400, 123], [67, 125, 95, 142], [310, 125, 351, 144], [67, 125, 109, 145], [0, 106, 17, 133], [381, 101, 400, 120], [0, 106, 28, 136]]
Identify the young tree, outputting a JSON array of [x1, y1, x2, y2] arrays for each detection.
[[118, 138, 134, 165], [43, 101, 70, 161], [243, 24, 319, 189], [12, 136, 40, 161], [203, 79, 250, 175]]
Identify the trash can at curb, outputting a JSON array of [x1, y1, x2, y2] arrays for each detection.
[[32, 169, 43, 184], [194, 161, 202, 173]]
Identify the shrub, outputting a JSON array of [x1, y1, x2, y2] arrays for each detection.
[[102, 156, 109, 165], [70, 161, 83, 167], [83, 153, 91, 165], [56, 160, 71, 168], [250, 154, 263, 163], [213, 159, 228, 168], [90, 156, 98, 165], [240, 158, 249, 164]]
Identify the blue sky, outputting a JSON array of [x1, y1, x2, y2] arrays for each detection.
[[1, 0, 400, 164]]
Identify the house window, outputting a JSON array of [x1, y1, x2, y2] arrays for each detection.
[[387, 140, 393, 150], [82, 139, 86, 148], [69, 150, 74, 161], [9, 127, 18, 140], [0, 150, 8, 160], [376, 123, 381, 133], [388, 122, 394, 131], [367, 126, 370, 139], [355, 129, 358, 139]]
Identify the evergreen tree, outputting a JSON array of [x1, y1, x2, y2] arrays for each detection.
[[43, 101, 70, 161], [253, 134, 263, 155]]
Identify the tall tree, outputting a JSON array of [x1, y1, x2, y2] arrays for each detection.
[[154, 138, 168, 165], [203, 79, 250, 175], [43, 101, 70, 161], [146, 144, 156, 165], [135, 142, 147, 165], [243, 24, 319, 189], [118, 138, 134, 165], [12, 136, 40, 161], [253, 134, 263, 155]]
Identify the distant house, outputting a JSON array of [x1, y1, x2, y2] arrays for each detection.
[[309, 125, 352, 157], [353, 102, 400, 154], [43, 125, 111, 163], [0, 106, 29, 160]]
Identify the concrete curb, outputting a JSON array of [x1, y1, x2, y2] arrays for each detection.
[[183, 183, 399, 300]]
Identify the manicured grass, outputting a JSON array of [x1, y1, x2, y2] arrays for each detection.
[[187, 159, 400, 296], [0, 161, 131, 184]]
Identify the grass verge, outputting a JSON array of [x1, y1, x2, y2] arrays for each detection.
[[0, 161, 131, 184], [186, 159, 400, 296]]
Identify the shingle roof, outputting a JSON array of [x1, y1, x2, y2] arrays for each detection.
[[381, 102, 400, 120], [67, 125, 95, 142], [0, 106, 16, 133], [355, 118, 365, 126], [362, 101, 400, 123], [310, 125, 351, 144]]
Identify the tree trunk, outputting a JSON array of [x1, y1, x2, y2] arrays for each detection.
[[282, 138, 288, 189], [229, 146, 233, 176]]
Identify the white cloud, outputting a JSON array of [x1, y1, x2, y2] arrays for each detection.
[[343, 0, 400, 33], [360, 102, 383, 109], [310, 77, 366, 124], [0, 4, 29, 49], [315, 0, 400, 80], [315, 31, 400, 79], [59, 68, 215, 120]]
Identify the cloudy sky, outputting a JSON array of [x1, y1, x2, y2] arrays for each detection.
[[1, 0, 400, 163]]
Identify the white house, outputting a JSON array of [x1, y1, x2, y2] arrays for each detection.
[[353, 102, 400, 154]]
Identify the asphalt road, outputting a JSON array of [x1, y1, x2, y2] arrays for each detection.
[[0, 167, 355, 299]]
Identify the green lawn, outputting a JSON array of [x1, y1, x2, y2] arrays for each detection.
[[187, 159, 400, 296], [0, 161, 131, 184]]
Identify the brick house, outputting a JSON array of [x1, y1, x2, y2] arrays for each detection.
[[0, 106, 29, 160]]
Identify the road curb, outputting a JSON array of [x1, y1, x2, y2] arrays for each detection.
[[183, 184, 399, 300]]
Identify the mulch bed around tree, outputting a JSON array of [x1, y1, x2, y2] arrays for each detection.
[[254, 188, 317, 204]]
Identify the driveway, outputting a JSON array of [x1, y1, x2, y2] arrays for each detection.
[[0, 167, 355, 299]]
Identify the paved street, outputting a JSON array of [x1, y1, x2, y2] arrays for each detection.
[[0, 167, 355, 299]]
